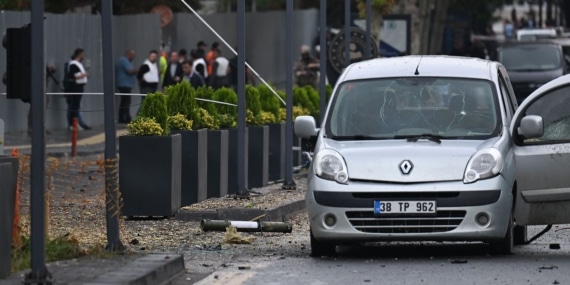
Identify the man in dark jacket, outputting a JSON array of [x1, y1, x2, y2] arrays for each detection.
[[162, 50, 183, 89], [182, 60, 206, 88]]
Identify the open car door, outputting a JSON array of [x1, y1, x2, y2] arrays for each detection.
[[512, 74, 570, 226]]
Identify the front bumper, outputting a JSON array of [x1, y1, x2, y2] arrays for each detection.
[[307, 175, 513, 243]]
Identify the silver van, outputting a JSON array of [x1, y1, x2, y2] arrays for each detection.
[[294, 55, 570, 257]]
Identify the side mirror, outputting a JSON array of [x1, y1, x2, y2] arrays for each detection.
[[518, 115, 543, 139], [294, 116, 318, 139]]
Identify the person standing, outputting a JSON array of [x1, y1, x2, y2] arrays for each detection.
[[162, 50, 183, 89], [115, 49, 138, 123], [209, 49, 231, 89], [191, 49, 208, 79], [66, 48, 91, 130], [206, 42, 220, 77], [137, 50, 160, 107], [182, 60, 206, 88], [294, 45, 319, 88]]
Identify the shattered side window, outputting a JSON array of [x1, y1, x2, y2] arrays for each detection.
[[525, 85, 570, 143]]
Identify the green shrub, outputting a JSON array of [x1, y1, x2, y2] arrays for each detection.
[[293, 86, 315, 113], [195, 86, 219, 127], [213, 87, 238, 116], [259, 111, 277, 124], [326, 84, 333, 102], [138, 92, 168, 134], [279, 106, 310, 122], [304, 85, 320, 117], [165, 81, 196, 117], [213, 87, 238, 128], [258, 85, 281, 123], [167, 113, 193, 131], [127, 117, 164, 136], [246, 85, 262, 125], [194, 107, 219, 130]]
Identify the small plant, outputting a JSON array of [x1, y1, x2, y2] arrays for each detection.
[[167, 113, 193, 131], [213, 87, 238, 117], [127, 117, 164, 136], [279, 106, 310, 121], [218, 114, 237, 128], [213, 87, 238, 128], [11, 234, 90, 273], [259, 111, 277, 124], [195, 86, 219, 128], [246, 85, 262, 126], [258, 84, 281, 122], [138, 92, 168, 134], [326, 84, 333, 102], [166, 81, 196, 117], [304, 85, 320, 117], [194, 107, 219, 130]]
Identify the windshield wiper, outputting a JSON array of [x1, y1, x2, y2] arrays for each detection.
[[393, 133, 444, 144], [331, 135, 383, 141]]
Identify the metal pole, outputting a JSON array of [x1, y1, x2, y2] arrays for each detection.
[[26, 0, 51, 282], [283, 0, 296, 190], [344, 0, 351, 68], [237, 0, 247, 197], [101, 0, 124, 251], [319, 0, 327, 123], [365, 0, 372, 59]]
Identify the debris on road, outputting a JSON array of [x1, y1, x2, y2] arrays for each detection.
[[549, 243, 561, 249], [450, 259, 468, 264], [201, 219, 293, 233], [224, 226, 255, 244]]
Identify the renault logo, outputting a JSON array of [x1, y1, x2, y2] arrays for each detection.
[[399, 160, 413, 175]]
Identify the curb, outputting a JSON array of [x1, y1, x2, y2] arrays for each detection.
[[84, 253, 185, 285], [175, 199, 306, 222]]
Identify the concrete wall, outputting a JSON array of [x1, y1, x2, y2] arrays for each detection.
[[0, 9, 318, 132]]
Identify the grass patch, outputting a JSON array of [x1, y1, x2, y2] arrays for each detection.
[[10, 234, 103, 273]]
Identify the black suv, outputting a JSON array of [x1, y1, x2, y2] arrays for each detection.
[[497, 42, 567, 103]]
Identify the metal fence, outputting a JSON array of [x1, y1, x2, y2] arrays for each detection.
[[0, 10, 318, 133]]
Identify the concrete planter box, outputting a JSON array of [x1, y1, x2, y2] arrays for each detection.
[[267, 122, 285, 182], [0, 156, 18, 278], [171, 129, 208, 206], [206, 130, 229, 199], [248, 125, 269, 188], [119, 134, 181, 217]]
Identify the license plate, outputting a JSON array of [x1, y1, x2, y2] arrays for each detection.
[[374, 201, 436, 214]]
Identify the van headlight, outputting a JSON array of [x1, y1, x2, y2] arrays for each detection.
[[314, 149, 349, 184], [463, 149, 503, 184]]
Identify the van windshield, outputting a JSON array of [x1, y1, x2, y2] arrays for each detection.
[[499, 44, 562, 71], [325, 78, 501, 140]]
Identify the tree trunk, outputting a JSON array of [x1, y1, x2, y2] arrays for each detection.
[[371, 9, 383, 51], [428, 0, 450, 55], [418, 0, 432, 55]]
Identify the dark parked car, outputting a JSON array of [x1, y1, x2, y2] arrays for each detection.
[[497, 42, 567, 103]]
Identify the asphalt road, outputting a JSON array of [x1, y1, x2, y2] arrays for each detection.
[[188, 225, 570, 285]]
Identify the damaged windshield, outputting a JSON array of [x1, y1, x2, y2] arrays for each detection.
[[326, 77, 501, 140]]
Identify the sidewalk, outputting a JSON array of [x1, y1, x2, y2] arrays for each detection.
[[2, 124, 128, 157], [1, 124, 307, 284]]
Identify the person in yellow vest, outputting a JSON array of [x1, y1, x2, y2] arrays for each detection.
[[159, 50, 168, 89]]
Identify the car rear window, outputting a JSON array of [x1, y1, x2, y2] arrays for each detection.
[[498, 44, 562, 71]]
